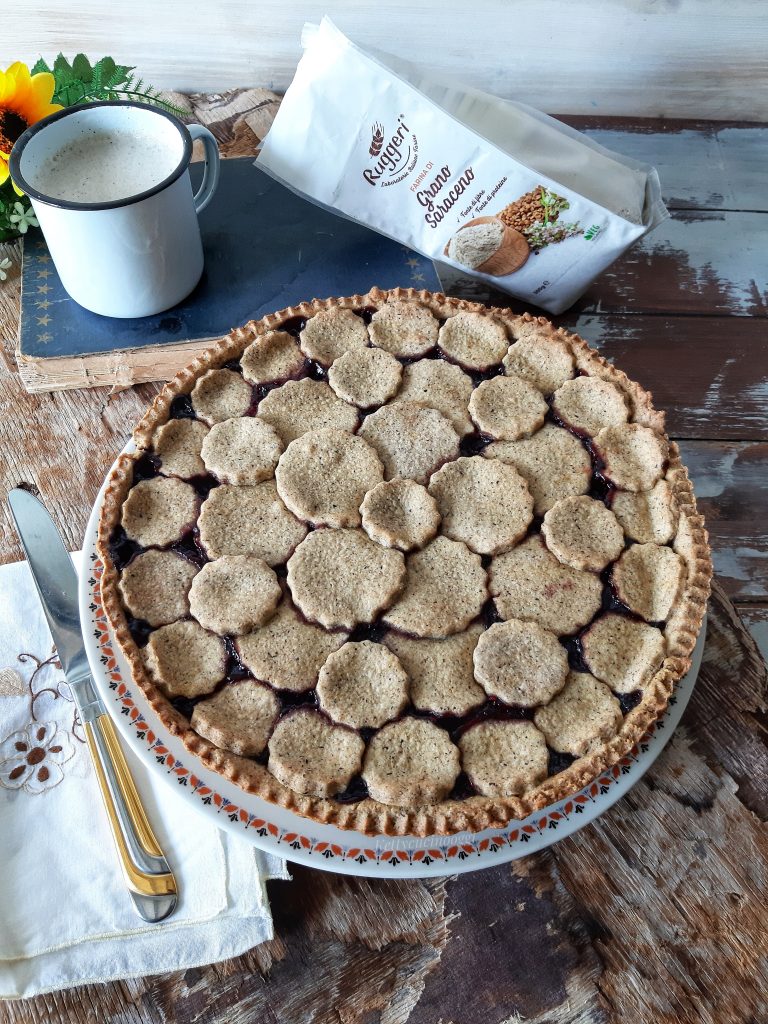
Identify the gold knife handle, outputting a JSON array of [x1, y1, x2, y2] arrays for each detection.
[[85, 714, 178, 922]]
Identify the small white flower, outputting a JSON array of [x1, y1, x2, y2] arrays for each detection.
[[0, 256, 11, 282], [9, 202, 38, 234]]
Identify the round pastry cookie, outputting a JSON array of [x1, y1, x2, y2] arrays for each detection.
[[191, 679, 280, 757], [437, 310, 508, 370], [299, 306, 369, 365], [359, 401, 460, 485], [198, 481, 308, 564], [384, 625, 485, 716], [468, 374, 548, 441], [200, 416, 283, 485], [489, 534, 603, 635], [316, 641, 409, 729], [268, 709, 365, 798], [383, 535, 487, 638], [257, 378, 358, 444], [362, 717, 461, 805], [144, 620, 226, 699], [153, 418, 208, 479], [327, 347, 402, 408], [533, 671, 623, 758], [118, 549, 198, 627], [98, 288, 711, 838], [594, 423, 669, 492], [459, 721, 549, 797], [241, 330, 305, 385], [287, 528, 406, 630], [191, 367, 253, 425], [502, 324, 575, 395], [611, 479, 678, 544], [612, 543, 685, 622], [428, 456, 534, 555], [121, 477, 198, 548], [236, 600, 348, 692], [581, 613, 666, 693], [473, 619, 569, 707], [552, 375, 629, 435], [188, 555, 281, 636], [360, 478, 440, 552], [397, 359, 474, 436], [275, 428, 383, 528], [484, 424, 591, 515], [368, 300, 439, 357], [541, 495, 625, 572]]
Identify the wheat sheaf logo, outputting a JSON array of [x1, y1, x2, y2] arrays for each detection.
[[369, 122, 384, 157], [364, 115, 419, 187]]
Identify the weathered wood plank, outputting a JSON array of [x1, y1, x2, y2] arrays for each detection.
[[737, 602, 768, 665], [568, 121, 768, 213], [576, 210, 767, 318], [678, 440, 768, 602], [565, 315, 768, 441], [3, 1, 767, 119], [444, 210, 768, 320]]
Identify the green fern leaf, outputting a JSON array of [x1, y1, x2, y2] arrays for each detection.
[[72, 53, 93, 83], [31, 57, 51, 75], [53, 53, 74, 83]]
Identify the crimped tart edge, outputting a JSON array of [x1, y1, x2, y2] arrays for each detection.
[[97, 288, 712, 837]]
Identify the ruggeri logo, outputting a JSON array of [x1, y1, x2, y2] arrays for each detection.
[[363, 116, 419, 187]]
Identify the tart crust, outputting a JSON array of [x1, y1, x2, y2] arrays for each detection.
[[97, 287, 711, 837]]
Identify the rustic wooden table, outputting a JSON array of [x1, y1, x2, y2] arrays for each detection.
[[0, 92, 766, 1024]]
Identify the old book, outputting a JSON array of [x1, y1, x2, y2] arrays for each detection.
[[17, 158, 441, 392]]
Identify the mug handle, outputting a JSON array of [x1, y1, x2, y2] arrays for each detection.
[[187, 124, 221, 214]]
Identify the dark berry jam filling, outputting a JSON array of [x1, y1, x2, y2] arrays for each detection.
[[108, 526, 142, 571], [481, 597, 502, 627], [126, 616, 153, 648], [171, 696, 199, 719], [133, 452, 161, 482], [548, 750, 576, 776], [618, 691, 642, 715], [349, 621, 389, 644], [223, 637, 251, 684], [355, 306, 377, 325], [277, 687, 319, 713], [459, 431, 493, 457], [448, 771, 478, 800], [278, 315, 308, 338], [188, 473, 219, 499], [305, 359, 328, 381], [170, 527, 209, 568], [169, 395, 196, 420], [469, 363, 505, 386], [222, 358, 243, 373], [336, 774, 370, 803], [560, 634, 590, 674], [582, 436, 616, 505]]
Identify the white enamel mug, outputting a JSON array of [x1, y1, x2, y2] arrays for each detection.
[[9, 101, 220, 318]]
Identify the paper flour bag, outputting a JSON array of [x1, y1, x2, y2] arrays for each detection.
[[257, 18, 668, 314]]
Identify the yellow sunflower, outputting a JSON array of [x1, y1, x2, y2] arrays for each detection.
[[0, 62, 62, 190]]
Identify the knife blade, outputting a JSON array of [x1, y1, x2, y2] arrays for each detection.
[[8, 488, 178, 923]]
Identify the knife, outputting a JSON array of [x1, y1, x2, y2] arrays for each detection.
[[7, 488, 178, 924]]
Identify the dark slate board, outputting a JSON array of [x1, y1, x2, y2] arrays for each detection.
[[19, 158, 440, 359]]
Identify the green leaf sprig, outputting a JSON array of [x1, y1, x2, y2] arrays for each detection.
[[31, 54, 186, 116]]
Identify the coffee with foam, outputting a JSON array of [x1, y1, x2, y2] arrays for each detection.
[[32, 128, 180, 204]]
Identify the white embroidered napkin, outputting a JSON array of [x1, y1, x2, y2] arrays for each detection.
[[0, 554, 288, 999]]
